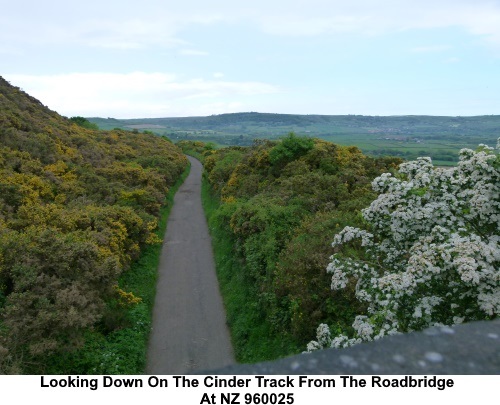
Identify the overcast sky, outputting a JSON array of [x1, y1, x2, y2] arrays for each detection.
[[2, 0, 500, 118]]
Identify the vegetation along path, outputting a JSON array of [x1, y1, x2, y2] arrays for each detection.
[[146, 156, 234, 374]]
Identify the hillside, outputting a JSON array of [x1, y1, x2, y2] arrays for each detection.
[[185, 137, 404, 360], [0, 77, 188, 373], [89, 113, 500, 165]]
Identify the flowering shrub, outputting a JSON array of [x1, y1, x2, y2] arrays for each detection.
[[114, 286, 143, 306], [307, 140, 500, 351]]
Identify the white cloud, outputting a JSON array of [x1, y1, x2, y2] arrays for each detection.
[[250, 1, 500, 44], [4, 1, 500, 49], [4, 72, 280, 118]]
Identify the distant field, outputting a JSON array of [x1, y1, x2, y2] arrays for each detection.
[[125, 124, 166, 129], [88, 113, 500, 165], [319, 133, 478, 166]]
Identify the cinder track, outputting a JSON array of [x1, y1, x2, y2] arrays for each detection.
[[146, 156, 234, 374]]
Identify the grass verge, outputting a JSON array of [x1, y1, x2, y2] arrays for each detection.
[[201, 175, 301, 363], [181, 149, 205, 162], [44, 160, 191, 374]]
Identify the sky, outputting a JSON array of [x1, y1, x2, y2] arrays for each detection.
[[1, 0, 500, 118]]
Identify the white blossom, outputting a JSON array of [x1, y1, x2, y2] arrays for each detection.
[[307, 139, 499, 351]]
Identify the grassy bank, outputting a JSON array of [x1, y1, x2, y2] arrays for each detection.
[[44, 161, 191, 374], [181, 148, 205, 162], [201, 175, 302, 363]]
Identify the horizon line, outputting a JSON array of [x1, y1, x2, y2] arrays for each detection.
[[84, 112, 500, 120]]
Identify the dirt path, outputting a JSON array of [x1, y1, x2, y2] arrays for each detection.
[[146, 156, 235, 374]]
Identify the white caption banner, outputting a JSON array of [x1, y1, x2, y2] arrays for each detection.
[[1, 375, 497, 405]]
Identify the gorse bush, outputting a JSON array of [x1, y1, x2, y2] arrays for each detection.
[[307, 140, 499, 351], [0, 77, 188, 373], [177, 140, 216, 162]]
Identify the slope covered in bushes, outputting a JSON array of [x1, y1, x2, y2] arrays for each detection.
[[0, 77, 188, 373], [191, 133, 498, 362], [187, 135, 402, 360]]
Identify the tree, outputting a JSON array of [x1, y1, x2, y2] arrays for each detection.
[[69, 116, 99, 130], [307, 140, 500, 351], [269, 133, 314, 169]]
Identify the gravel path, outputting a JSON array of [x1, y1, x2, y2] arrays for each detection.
[[146, 156, 235, 374]]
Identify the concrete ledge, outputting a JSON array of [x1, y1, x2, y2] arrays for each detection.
[[209, 319, 500, 375]]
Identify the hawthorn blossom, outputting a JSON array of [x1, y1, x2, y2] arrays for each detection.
[[307, 140, 499, 352]]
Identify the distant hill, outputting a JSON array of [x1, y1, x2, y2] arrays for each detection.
[[89, 113, 500, 165], [89, 112, 500, 135]]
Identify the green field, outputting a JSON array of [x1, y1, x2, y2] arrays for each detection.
[[88, 113, 500, 166]]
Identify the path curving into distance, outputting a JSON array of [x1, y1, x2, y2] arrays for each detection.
[[146, 156, 234, 374]]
